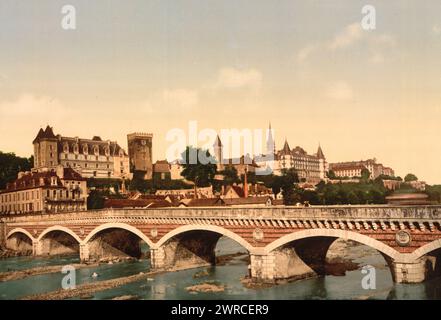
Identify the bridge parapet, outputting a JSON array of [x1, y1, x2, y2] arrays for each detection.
[[2, 205, 441, 223]]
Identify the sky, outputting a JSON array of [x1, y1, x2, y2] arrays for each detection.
[[0, 0, 441, 183]]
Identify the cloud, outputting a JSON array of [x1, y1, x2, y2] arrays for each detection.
[[296, 22, 396, 64], [328, 23, 363, 51], [296, 45, 317, 63], [215, 67, 262, 90], [325, 81, 354, 101]]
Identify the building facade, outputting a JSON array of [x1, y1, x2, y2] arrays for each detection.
[[329, 164, 367, 178], [329, 158, 395, 179], [127, 132, 153, 179], [0, 166, 87, 214], [33, 126, 130, 179], [252, 125, 328, 183], [274, 141, 327, 183]]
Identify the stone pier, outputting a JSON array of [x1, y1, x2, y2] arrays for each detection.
[[0, 222, 5, 249]]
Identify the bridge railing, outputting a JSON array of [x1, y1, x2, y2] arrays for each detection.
[[2, 205, 441, 223]]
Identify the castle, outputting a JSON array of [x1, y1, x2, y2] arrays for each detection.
[[32, 126, 131, 179]]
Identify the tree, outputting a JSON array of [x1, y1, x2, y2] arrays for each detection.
[[87, 190, 106, 209], [280, 168, 299, 205], [220, 166, 239, 186], [0, 151, 33, 189], [259, 174, 282, 197], [180, 146, 217, 187], [129, 174, 151, 193], [327, 170, 336, 179], [404, 173, 418, 182], [347, 191, 360, 204], [361, 168, 371, 181]]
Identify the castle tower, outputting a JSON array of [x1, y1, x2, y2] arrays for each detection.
[[127, 132, 153, 180], [32, 126, 59, 170]]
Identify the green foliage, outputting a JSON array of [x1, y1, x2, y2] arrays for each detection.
[[425, 185, 441, 203], [404, 173, 418, 182], [279, 168, 300, 205], [221, 166, 240, 186], [361, 168, 371, 181], [315, 181, 389, 205], [257, 174, 282, 196], [180, 146, 217, 187], [0, 151, 33, 189], [87, 190, 106, 209], [129, 176, 150, 193], [327, 170, 336, 179]]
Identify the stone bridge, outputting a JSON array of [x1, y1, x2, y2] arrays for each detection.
[[2, 205, 441, 284]]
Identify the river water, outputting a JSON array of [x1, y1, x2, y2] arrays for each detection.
[[1, 237, 440, 300]]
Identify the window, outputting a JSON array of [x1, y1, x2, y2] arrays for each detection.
[[107, 172, 111, 178], [93, 171, 97, 177]]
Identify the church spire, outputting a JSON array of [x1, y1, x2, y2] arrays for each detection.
[[266, 122, 275, 155]]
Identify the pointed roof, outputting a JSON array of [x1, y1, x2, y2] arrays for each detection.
[[33, 128, 45, 143], [266, 122, 275, 153], [44, 126, 56, 139], [33, 126, 57, 143], [317, 144, 325, 159], [282, 139, 290, 154], [213, 135, 223, 147]]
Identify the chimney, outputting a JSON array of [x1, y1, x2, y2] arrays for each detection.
[[244, 167, 248, 198]]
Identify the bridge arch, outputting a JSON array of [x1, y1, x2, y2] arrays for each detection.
[[409, 239, 441, 261], [156, 224, 254, 252], [264, 228, 401, 260], [82, 222, 154, 247], [37, 226, 82, 244], [6, 228, 35, 242]]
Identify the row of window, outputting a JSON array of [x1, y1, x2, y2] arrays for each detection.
[[45, 189, 79, 200], [1, 190, 40, 203], [64, 154, 110, 161], [1, 202, 40, 213]]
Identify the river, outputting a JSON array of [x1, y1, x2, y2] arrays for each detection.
[[1, 237, 440, 300]]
